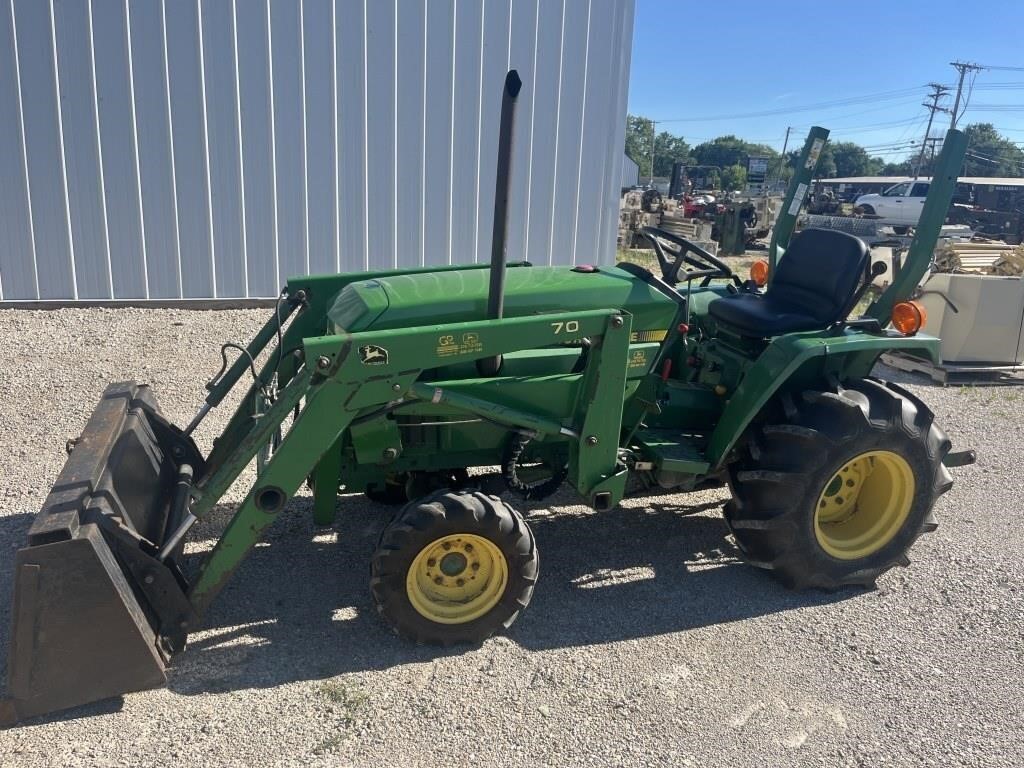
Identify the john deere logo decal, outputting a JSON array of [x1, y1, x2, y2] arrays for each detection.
[[359, 345, 389, 366]]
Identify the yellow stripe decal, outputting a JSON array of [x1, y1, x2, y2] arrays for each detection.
[[629, 329, 668, 343]]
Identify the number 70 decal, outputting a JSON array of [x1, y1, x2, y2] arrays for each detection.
[[550, 320, 580, 334]]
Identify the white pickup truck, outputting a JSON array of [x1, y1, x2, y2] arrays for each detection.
[[854, 180, 930, 225]]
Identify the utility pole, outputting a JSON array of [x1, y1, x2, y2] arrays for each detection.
[[777, 126, 792, 191], [649, 119, 657, 185], [914, 83, 950, 178], [948, 61, 983, 130]]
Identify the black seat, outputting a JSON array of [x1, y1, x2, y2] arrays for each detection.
[[707, 229, 868, 337]]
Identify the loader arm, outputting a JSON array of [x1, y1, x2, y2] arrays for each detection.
[[202, 262, 527, 475], [188, 308, 633, 612], [2, 303, 635, 724]]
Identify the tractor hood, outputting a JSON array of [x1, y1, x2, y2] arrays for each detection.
[[328, 265, 678, 337]]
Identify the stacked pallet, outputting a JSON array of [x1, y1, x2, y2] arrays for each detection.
[[617, 209, 661, 248], [933, 241, 1024, 276], [659, 214, 713, 242]]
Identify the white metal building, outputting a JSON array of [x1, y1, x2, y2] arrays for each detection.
[[0, 0, 635, 301], [620, 153, 639, 188]]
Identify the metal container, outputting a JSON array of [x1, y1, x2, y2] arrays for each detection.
[[918, 272, 1024, 364]]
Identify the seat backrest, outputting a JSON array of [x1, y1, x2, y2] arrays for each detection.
[[769, 228, 868, 323]]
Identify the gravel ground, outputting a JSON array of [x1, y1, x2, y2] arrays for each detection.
[[0, 307, 1021, 768]]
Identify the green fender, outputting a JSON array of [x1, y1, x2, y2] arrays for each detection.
[[706, 330, 940, 467]]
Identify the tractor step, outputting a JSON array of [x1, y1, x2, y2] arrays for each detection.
[[635, 429, 711, 474]]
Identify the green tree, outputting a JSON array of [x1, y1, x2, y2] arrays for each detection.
[[691, 136, 778, 170], [882, 160, 914, 175], [652, 132, 692, 177], [622, 125, 1015, 188], [789, 143, 890, 179], [624, 115, 655, 177], [961, 123, 1024, 177], [879, 125, 1024, 179], [720, 164, 747, 191], [813, 148, 838, 178], [624, 115, 692, 178], [827, 142, 887, 177]]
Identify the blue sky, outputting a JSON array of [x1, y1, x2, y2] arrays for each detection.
[[628, 0, 1024, 161]]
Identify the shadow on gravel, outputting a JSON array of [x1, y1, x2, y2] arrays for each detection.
[[0, 492, 856, 709], [164, 491, 855, 697], [0, 511, 35, 691]]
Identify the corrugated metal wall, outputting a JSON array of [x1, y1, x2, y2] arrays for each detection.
[[621, 153, 638, 188], [0, 0, 635, 301]]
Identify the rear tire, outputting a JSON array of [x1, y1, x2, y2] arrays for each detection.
[[371, 491, 538, 644], [724, 378, 953, 589]]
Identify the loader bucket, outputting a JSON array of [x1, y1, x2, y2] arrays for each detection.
[[2, 383, 202, 724]]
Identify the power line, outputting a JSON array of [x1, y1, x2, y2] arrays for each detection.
[[788, 116, 929, 143], [782, 96, 925, 127], [967, 150, 1024, 164], [965, 152, 1024, 171], [823, 117, 933, 134], [965, 145, 1024, 165], [858, 140, 922, 151], [965, 82, 1024, 90], [966, 104, 1024, 111], [868, 146, 926, 155], [652, 86, 927, 123], [884, 113, 932, 151], [976, 64, 1024, 72]]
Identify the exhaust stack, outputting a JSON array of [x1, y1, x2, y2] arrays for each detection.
[[478, 69, 522, 376]]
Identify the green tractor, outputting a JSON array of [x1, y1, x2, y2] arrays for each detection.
[[3, 73, 973, 723]]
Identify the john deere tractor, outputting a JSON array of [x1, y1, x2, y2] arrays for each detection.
[[3, 73, 973, 723]]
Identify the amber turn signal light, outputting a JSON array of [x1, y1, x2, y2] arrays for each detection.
[[749, 259, 769, 287], [891, 300, 927, 335]]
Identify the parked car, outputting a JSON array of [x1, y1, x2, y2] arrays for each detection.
[[855, 180, 930, 225]]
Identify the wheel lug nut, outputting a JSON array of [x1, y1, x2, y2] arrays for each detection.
[[456, 578, 465, 586], [471, 562, 480, 571], [442, 542, 451, 550], [464, 543, 473, 552], [427, 558, 436, 567], [434, 576, 444, 585]]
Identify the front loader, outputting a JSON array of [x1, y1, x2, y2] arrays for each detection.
[[3, 72, 974, 724]]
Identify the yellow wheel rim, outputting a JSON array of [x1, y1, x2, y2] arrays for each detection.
[[814, 450, 915, 560], [406, 534, 508, 624]]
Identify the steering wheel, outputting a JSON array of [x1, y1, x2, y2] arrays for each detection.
[[639, 226, 739, 287]]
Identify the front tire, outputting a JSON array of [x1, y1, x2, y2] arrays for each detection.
[[724, 378, 953, 589], [371, 491, 538, 644]]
